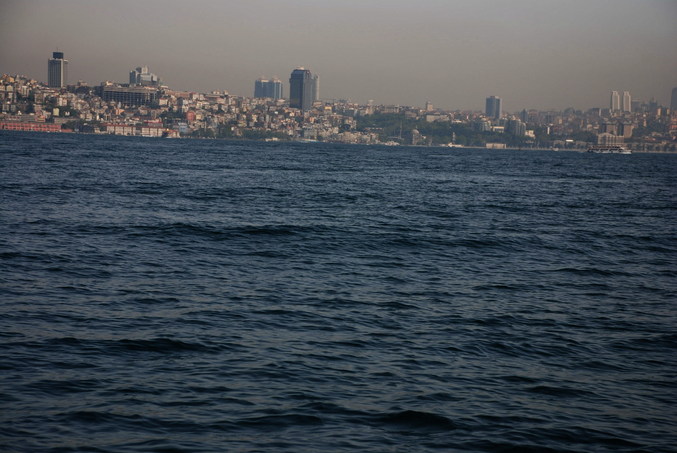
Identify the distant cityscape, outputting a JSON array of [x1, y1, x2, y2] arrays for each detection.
[[1, 51, 676, 151]]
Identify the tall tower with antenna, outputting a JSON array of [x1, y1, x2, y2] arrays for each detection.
[[48, 51, 68, 88]]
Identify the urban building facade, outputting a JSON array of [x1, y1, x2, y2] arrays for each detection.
[[47, 52, 68, 88], [1, 66, 675, 150], [97, 84, 159, 106], [485, 95, 501, 120], [289, 68, 318, 111], [610, 90, 620, 111], [507, 118, 527, 136], [129, 66, 161, 86], [623, 91, 632, 113], [254, 77, 283, 99]]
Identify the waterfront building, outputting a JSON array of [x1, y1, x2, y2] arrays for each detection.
[[485, 96, 501, 120], [289, 67, 318, 111], [597, 132, 624, 146], [129, 66, 161, 86], [0, 120, 61, 132], [610, 91, 620, 111], [254, 77, 283, 99], [47, 51, 68, 88], [623, 91, 632, 113]]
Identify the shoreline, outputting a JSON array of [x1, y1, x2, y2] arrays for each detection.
[[1, 129, 675, 153]]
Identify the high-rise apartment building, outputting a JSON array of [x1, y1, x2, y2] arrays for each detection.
[[289, 67, 318, 111], [610, 91, 620, 111], [622, 91, 632, 112], [485, 96, 502, 120], [47, 51, 68, 88], [271, 78, 284, 99], [254, 79, 265, 98], [670, 87, 677, 113], [254, 77, 283, 99]]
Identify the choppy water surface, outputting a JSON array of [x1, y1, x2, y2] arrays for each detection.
[[1, 132, 676, 452]]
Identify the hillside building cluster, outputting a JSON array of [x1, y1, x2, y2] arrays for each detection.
[[0, 52, 675, 150]]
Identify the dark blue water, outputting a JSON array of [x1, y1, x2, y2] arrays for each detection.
[[1, 132, 676, 452]]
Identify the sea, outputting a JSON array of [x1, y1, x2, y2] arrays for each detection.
[[1, 131, 675, 453]]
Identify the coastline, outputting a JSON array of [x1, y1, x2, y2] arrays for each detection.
[[1, 129, 676, 153]]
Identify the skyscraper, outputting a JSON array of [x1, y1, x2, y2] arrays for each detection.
[[254, 77, 283, 99], [289, 67, 318, 111], [610, 91, 620, 111], [254, 79, 266, 98], [485, 96, 501, 120], [670, 87, 677, 113], [47, 51, 68, 88], [312, 74, 319, 102], [622, 91, 632, 112]]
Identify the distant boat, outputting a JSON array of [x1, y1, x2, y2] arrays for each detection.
[[587, 145, 631, 154]]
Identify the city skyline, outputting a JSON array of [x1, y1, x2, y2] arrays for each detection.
[[22, 51, 675, 116], [1, 0, 676, 110]]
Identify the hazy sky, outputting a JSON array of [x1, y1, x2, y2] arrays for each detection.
[[1, 0, 675, 111]]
